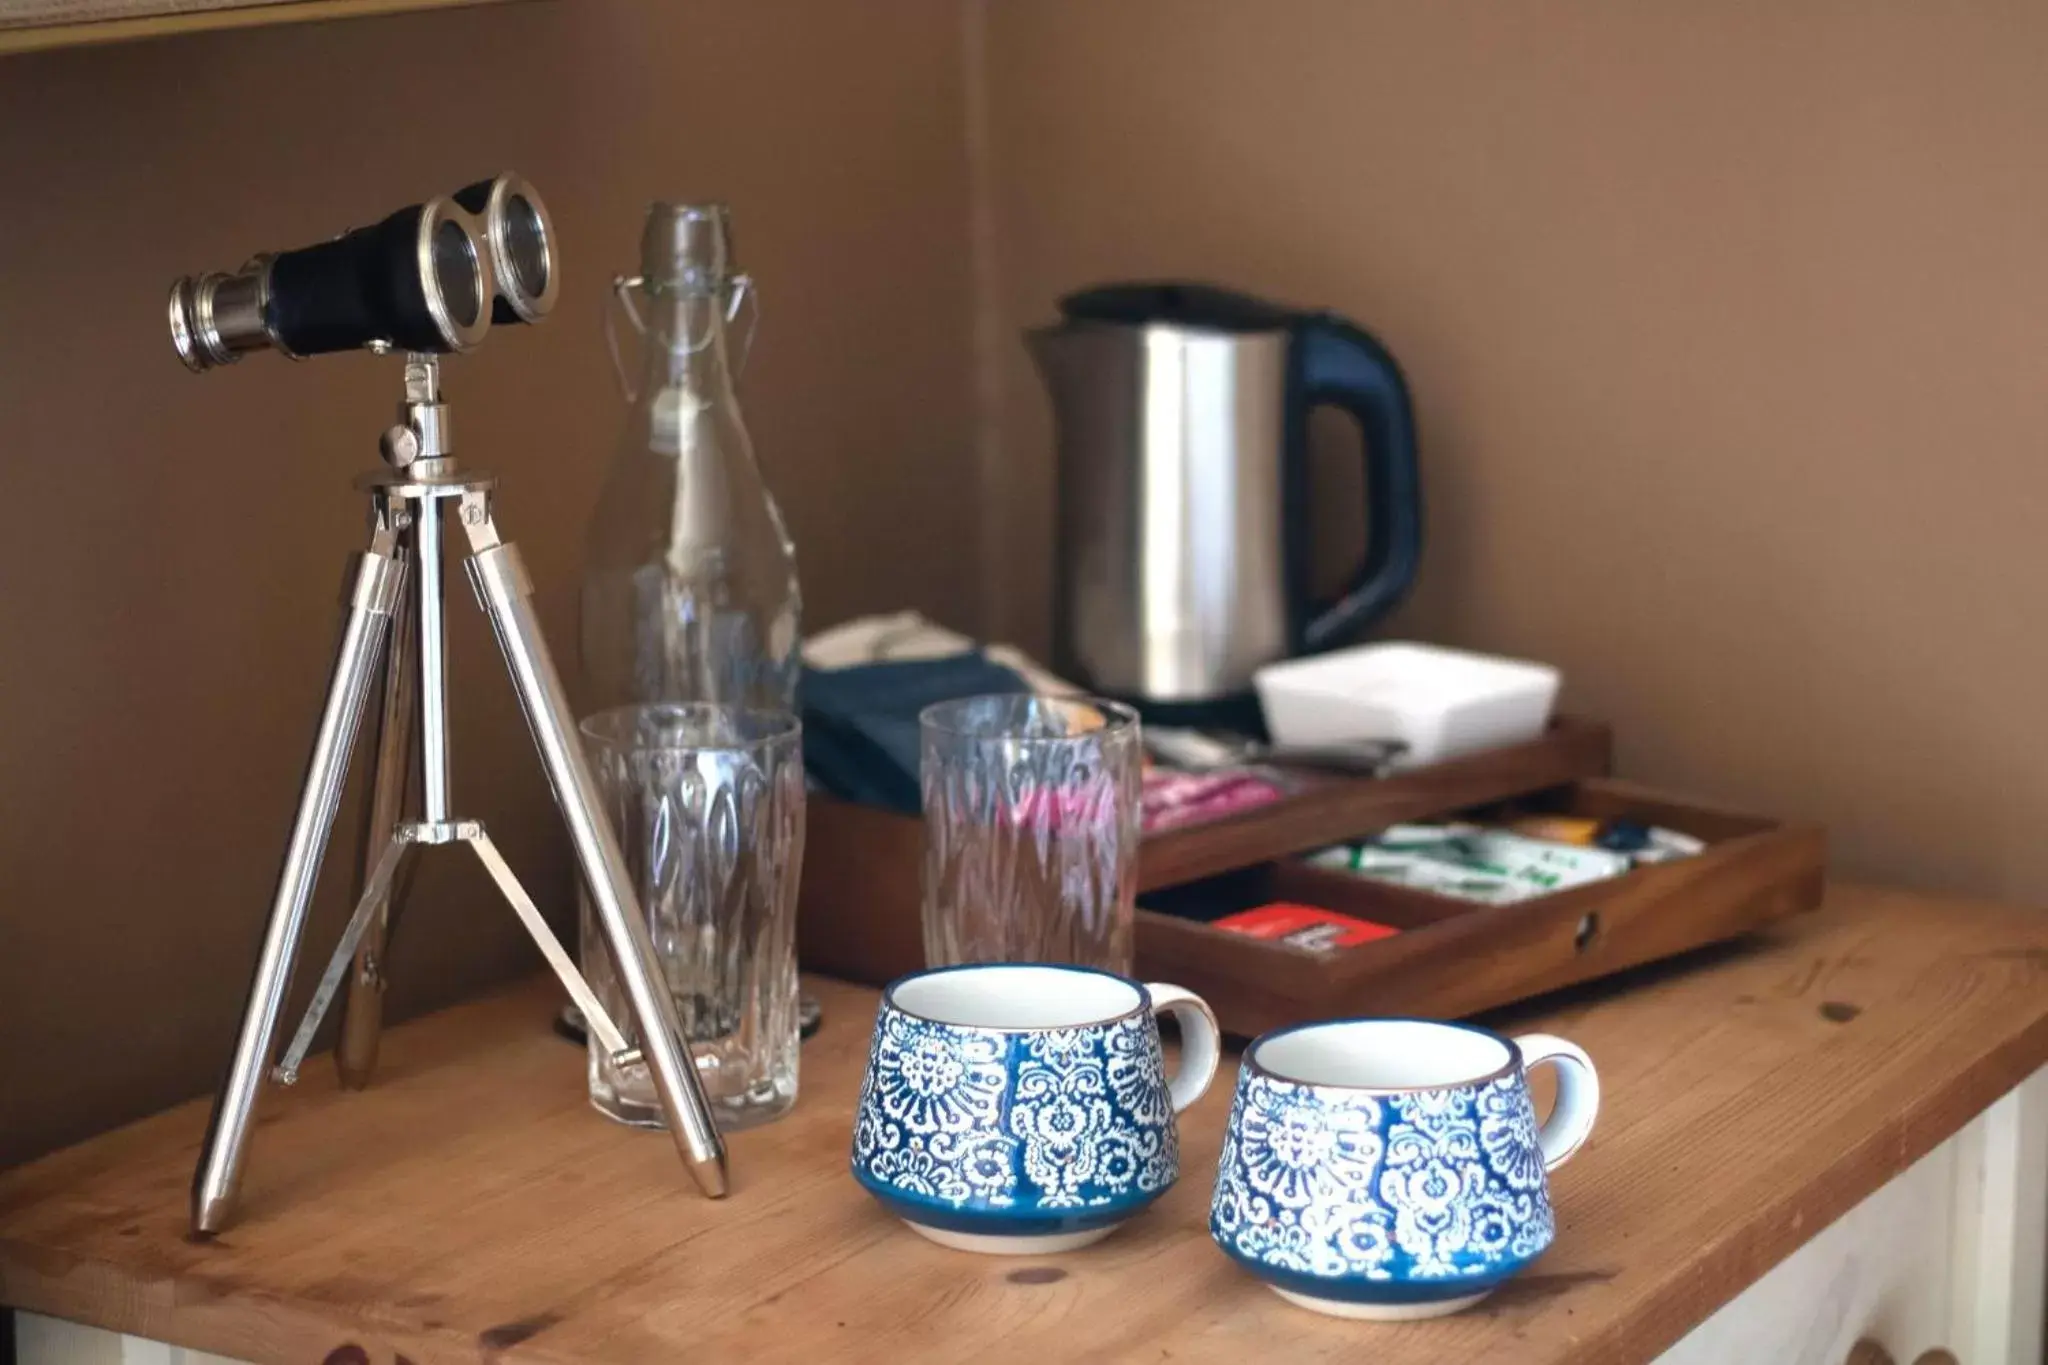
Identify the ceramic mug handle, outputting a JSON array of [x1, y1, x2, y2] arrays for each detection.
[[1515, 1034, 1600, 1171], [1146, 984, 1222, 1113]]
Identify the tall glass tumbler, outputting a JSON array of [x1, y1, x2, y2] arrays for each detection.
[[578, 704, 805, 1132], [920, 694, 1142, 972]]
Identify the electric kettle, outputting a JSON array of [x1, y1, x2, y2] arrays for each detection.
[[1027, 282, 1423, 724]]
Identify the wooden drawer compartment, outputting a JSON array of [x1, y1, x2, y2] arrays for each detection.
[[1136, 778, 1825, 1038], [797, 717, 1614, 989]]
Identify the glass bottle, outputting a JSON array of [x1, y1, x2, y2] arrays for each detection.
[[577, 203, 804, 1131], [581, 203, 801, 715]]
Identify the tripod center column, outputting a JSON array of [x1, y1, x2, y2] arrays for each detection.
[[416, 493, 452, 820]]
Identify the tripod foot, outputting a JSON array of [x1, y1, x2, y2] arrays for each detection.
[[688, 1148, 731, 1199], [192, 1192, 234, 1238]]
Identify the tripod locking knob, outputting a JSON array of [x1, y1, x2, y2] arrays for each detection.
[[380, 424, 422, 468]]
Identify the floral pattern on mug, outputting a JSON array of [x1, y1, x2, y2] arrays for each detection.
[[854, 1006, 1178, 1212], [867, 1010, 1008, 1134], [1211, 1069, 1554, 1283]]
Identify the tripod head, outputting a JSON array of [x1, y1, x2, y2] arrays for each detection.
[[167, 173, 558, 373]]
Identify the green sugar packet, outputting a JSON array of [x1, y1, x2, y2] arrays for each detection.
[[1309, 825, 1631, 904]]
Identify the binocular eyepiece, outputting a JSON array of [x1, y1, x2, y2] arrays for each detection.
[[169, 172, 557, 373]]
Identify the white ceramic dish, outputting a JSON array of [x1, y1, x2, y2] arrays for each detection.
[[1253, 641, 1559, 769]]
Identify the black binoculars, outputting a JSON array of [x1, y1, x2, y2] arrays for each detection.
[[168, 172, 557, 372]]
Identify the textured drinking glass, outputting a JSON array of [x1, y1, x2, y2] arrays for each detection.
[[579, 704, 805, 1131], [920, 695, 1142, 973]]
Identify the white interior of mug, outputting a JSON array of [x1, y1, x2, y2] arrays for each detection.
[[891, 965, 1141, 1029], [1253, 1019, 1512, 1090]]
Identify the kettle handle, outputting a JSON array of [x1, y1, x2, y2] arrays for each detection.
[[1291, 314, 1424, 651]]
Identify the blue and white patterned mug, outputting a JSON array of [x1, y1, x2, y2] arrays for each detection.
[[851, 962, 1221, 1254], [1210, 1018, 1599, 1319]]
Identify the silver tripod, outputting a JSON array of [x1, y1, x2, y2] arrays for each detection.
[[190, 354, 728, 1234]]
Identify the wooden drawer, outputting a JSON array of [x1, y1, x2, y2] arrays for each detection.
[[1136, 779, 1825, 1038], [797, 717, 1614, 989]]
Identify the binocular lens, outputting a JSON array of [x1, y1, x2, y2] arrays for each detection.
[[456, 174, 557, 324], [433, 217, 485, 332], [502, 192, 549, 305]]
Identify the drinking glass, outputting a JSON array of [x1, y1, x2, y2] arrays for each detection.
[[920, 694, 1142, 973], [578, 703, 805, 1131]]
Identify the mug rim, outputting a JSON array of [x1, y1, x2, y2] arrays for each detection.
[[883, 961, 1149, 1032], [1245, 1016, 1522, 1094]]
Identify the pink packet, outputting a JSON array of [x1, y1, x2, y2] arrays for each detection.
[[1142, 769, 1288, 833]]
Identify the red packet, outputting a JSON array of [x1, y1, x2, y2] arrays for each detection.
[[1211, 902, 1401, 953]]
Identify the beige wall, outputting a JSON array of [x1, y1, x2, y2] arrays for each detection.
[[980, 1, 2048, 903], [0, 0, 976, 1164]]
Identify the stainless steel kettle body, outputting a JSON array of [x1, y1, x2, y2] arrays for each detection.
[[1030, 282, 1423, 715], [1030, 317, 1291, 704]]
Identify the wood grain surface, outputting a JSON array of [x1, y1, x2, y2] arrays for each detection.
[[4, 885, 2047, 1365]]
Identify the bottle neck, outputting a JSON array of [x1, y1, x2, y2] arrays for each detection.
[[642, 289, 737, 402]]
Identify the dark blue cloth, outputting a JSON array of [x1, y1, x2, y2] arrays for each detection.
[[802, 654, 1029, 814]]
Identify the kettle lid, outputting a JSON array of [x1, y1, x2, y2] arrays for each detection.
[[1059, 281, 1295, 333]]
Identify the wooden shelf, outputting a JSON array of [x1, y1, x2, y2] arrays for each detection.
[[0, 0, 501, 56]]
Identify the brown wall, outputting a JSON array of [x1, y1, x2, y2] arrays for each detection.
[[10, 0, 2045, 1166], [980, 2, 2048, 903], [0, 0, 976, 1163]]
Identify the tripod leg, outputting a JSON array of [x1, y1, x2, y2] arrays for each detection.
[[336, 524, 418, 1090], [191, 522, 405, 1235], [458, 495, 729, 1198]]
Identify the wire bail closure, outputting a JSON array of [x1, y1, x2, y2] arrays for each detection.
[[604, 272, 757, 404]]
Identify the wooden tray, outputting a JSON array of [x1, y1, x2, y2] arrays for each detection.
[[1136, 778, 1826, 1037], [798, 716, 1613, 986]]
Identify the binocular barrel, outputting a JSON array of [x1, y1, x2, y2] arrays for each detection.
[[169, 173, 557, 373]]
